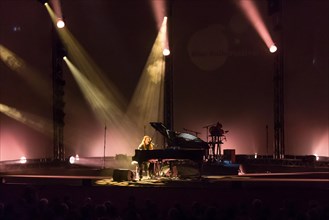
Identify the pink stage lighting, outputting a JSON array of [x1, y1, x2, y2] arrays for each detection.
[[236, 0, 276, 52]]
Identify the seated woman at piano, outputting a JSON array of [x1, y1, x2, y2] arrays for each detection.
[[137, 135, 155, 180]]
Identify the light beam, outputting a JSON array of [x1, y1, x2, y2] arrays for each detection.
[[0, 103, 53, 137], [0, 45, 52, 101], [236, 0, 276, 52], [126, 17, 169, 146]]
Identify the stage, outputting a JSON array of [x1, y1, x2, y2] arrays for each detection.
[[0, 157, 328, 219]]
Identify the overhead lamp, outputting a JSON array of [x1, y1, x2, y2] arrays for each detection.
[[56, 18, 65, 29], [20, 156, 27, 164], [163, 48, 170, 56], [269, 44, 277, 53]]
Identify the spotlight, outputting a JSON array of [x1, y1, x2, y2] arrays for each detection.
[[56, 18, 65, 29], [314, 154, 319, 161], [269, 44, 277, 53], [20, 156, 27, 164], [163, 48, 170, 56], [69, 156, 75, 164]]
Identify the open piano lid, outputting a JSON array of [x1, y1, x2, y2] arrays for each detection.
[[150, 122, 209, 149]]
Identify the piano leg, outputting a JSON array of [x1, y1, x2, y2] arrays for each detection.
[[149, 162, 155, 178], [153, 161, 162, 178], [138, 162, 143, 180]]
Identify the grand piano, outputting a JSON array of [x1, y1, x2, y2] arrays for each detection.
[[132, 122, 209, 178]]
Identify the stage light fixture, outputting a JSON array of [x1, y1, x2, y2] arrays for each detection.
[[69, 156, 75, 164], [20, 156, 27, 164], [163, 48, 170, 56], [314, 154, 319, 161], [269, 44, 277, 53], [56, 18, 65, 29]]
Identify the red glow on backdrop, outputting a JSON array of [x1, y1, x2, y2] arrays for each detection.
[[0, 129, 27, 161], [312, 132, 329, 156]]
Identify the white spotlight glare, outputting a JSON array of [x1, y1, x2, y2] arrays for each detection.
[[314, 154, 319, 161], [56, 18, 65, 29], [20, 156, 27, 164], [69, 156, 75, 164], [269, 44, 277, 53], [163, 48, 170, 56]]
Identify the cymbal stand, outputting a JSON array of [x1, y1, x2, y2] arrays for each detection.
[[203, 123, 216, 160], [209, 134, 223, 162]]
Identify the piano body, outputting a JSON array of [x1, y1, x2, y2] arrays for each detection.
[[148, 122, 209, 150], [132, 122, 209, 178], [132, 148, 205, 164]]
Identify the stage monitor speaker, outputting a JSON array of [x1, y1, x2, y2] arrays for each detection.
[[112, 169, 134, 182], [223, 149, 236, 163]]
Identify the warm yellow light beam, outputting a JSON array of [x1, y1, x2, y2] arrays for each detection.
[[63, 57, 124, 127], [47, 3, 164, 154], [149, 0, 169, 56], [46, 5, 156, 154], [236, 0, 276, 51], [0, 44, 52, 101], [45, 0, 65, 29], [50, 0, 63, 18], [126, 17, 168, 144], [45, 5, 126, 118], [63, 57, 134, 153], [46, 5, 128, 125], [0, 103, 53, 137], [0, 45, 24, 71], [162, 16, 170, 56]]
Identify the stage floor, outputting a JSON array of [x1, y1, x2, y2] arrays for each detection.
[[1, 163, 328, 220]]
